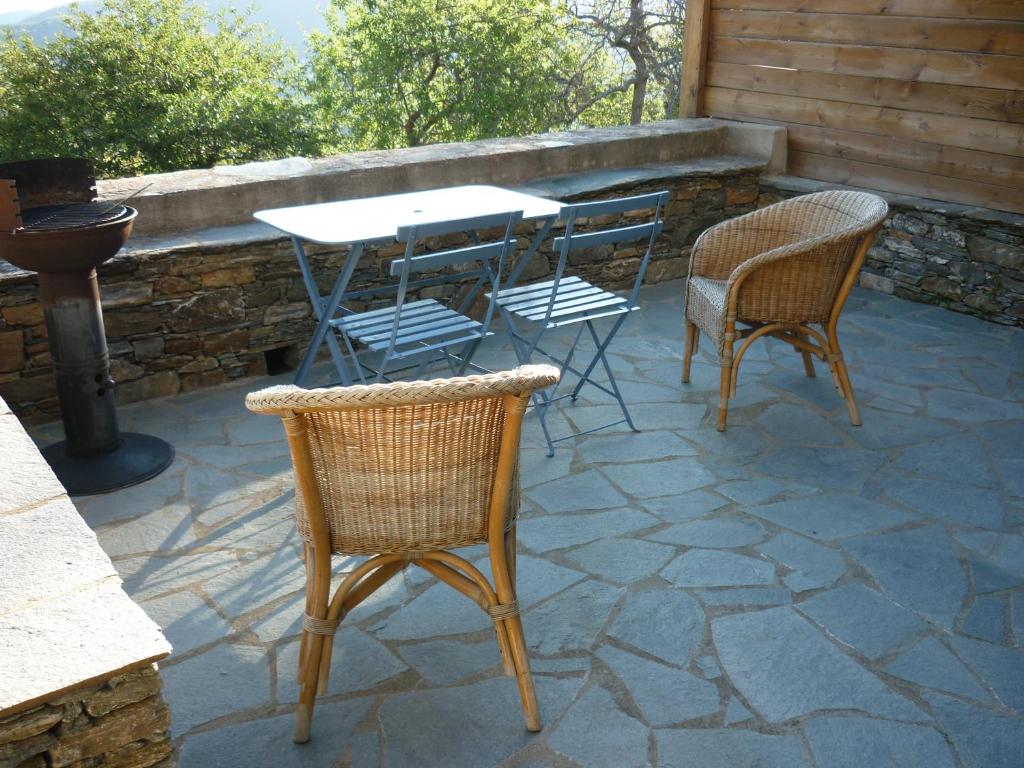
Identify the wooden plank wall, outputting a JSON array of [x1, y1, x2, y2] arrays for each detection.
[[681, 0, 1024, 214]]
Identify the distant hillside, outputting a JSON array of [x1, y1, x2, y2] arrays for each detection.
[[0, 0, 329, 52]]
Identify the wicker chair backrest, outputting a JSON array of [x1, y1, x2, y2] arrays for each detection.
[[732, 191, 888, 324], [246, 366, 558, 555]]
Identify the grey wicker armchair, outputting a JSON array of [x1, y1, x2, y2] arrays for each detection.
[[682, 190, 888, 431], [246, 365, 559, 743]]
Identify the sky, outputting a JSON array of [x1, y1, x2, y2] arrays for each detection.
[[0, 0, 72, 13]]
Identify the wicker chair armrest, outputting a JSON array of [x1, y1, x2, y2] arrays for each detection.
[[246, 365, 560, 415]]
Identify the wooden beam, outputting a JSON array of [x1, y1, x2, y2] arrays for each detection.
[[704, 86, 1024, 157], [711, 36, 1024, 90], [707, 62, 1024, 124], [710, 0, 1024, 21], [680, 0, 712, 118], [789, 151, 1024, 214], [714, 10, 1024, 56]]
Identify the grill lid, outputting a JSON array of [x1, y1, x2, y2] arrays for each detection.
[[19, 202, 130, 232]]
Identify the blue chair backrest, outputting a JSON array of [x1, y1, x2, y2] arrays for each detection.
[[552, 191, 669, 310], [385, 210, 523, 350]]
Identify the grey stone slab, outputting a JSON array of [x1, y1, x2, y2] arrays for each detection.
[[884, 477, 1004, 530], [600, 458, 718, 498], [796, 583, 927, 660], [519, 448, 574, 489], [926, 692, 1024, 768], [140, 590, 232, 657], [184, 440, 290, 471], [713, 607, 924, 723], [894, 434, 996, 487], [226, 414, 286, 445], [656, 729, 812, 768], [198, 496, 299, 552], [571, 402, 708, 433], [350, 732, 380, 768], [548, 685, 650, 768], [203, 546, 307, 620], [530, 655, 591, 674], [184, 464, 277, 513], [607, 589, 705, 666], [844, 526, 967, 629], [950, 635, 1024, 713], [723, 698, 753, 724], [758, 533, 846, 593], [963, 595, 1006, 644], [1014, 592, 1024, 646], [397, 638, 501, 686], [276, 628, 407, 702], [577, 430, 697, 463], [679, 424, 772, 460], [564, 537, 676, 584], [927, 388, 1024, 423], [597, 644, 719, 726], [696, 587, 791, 607], [695, 655, 720, 679], [526, 469, 628, 512], [716, 479, 786, 505], [95, 501, 198, 557], [956, 531, 1024, 591], [996, 458, 1024, 499], [117, 550, 240, 601], [750, 447, 884, 493], [382, 676, 581, 768], [641, 490, 729, 524], [804, 716, 955, 768], [375, 555, 583, 641], [517, 507, 659, 553], [661, 550, 776, 588], [162, 642, 270, 736], [523, 579, 623, 655], [649, 516, 767, 549], [74, 458, 188, 527], [836, 409, 958, 450], [884, 637, 990, 701], [756, 403, 846, 447], [972, 420, 1024, 458], [177, 697, 371, 767]]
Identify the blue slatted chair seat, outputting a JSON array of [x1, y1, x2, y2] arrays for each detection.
[[493, 276, 631, 327], [333, 299, 483, 353]]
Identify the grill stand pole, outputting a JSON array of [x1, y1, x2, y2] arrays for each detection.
[[39, 267, 174, 495]]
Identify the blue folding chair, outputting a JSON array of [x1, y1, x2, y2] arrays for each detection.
[[333, 211, 522, 383], [492, 192, 668, 455]]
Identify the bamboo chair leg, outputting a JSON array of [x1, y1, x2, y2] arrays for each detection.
[[682, 320, 698, 383], [491, 555, 540, 732], [294, 627, 326, 744], [800, 349, 816, 378], [827, 330, 861, 427]]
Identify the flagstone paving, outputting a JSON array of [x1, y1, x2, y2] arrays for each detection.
[[37, 279, 1024, 767]]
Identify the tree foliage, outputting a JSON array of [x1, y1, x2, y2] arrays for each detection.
[[0, 0, 310, 177], [306, 0, 581, 151]]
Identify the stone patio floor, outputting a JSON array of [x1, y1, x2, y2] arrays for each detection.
[[35, 279, 1024, 767]]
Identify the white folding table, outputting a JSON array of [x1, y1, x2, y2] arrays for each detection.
[[255, 185, 563, 386]]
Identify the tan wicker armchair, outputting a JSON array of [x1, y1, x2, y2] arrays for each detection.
[[682, 190, 888, 431], [245, 365, 559, 743]]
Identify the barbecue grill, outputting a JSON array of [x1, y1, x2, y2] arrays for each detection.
[[0, 158, 173, 495]]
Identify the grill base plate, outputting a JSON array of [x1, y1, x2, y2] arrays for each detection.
[[43, 432, 174, 496]]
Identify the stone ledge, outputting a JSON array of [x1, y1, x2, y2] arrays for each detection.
[[0, 403, 171, 720], [92, 119, 783, 238]]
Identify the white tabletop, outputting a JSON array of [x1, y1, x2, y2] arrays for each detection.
[[254, 185, 562, 245]]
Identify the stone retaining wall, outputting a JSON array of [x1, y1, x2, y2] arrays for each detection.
[[759, 177, 1024, 327], [0, 667, 173, 768], [0, 164, 762, 421]]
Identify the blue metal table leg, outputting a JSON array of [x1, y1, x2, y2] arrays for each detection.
[[293, 239, 364, 387]]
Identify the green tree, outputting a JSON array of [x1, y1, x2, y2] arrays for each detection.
[[307, 0, 582, 152], [0, 0, 310, 178]]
